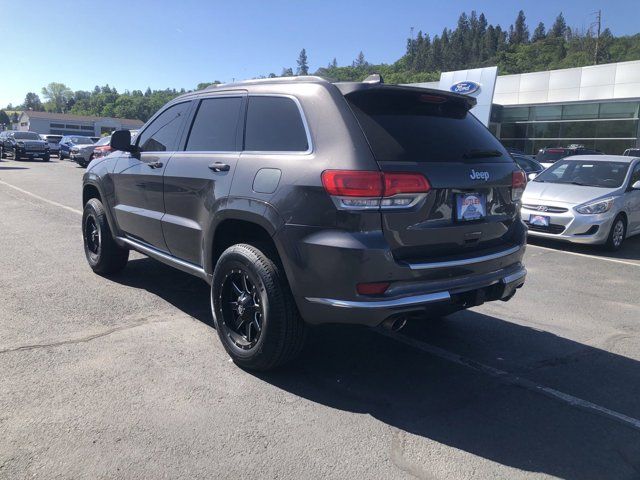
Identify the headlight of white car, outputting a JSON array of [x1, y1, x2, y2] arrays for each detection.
[[575, 198, 615, 214]]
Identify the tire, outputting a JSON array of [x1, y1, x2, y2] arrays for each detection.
[[13, 149, 20, 160], [211, 243, 306, 371], [605, 215, 626, 251], [82, 198, 129, 274], [0, 147, 5, 159], [59, 151, 65, 160], [42, 155, 50, 162]]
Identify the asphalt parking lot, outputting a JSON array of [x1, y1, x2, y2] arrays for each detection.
[[1, 157, 639, 479]]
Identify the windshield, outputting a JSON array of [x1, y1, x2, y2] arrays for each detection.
[[537, 149, 568, 163], [14, 132, 41, 140], [71, 137, 94, 145], [534, 160, 629, 188], [45, 135, 62, 143], [345, 89, 510, 163], [95, 137, 111, 146]]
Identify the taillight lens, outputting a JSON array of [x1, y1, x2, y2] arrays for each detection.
[[512, 170, 526, 201], [322, 170, 430, 210], [321, 170, 383, 197]]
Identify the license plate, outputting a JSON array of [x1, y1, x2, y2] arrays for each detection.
[[529, 214, 550, 227], [456, 193, 486, 221]]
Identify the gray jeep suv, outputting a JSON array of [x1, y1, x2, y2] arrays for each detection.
[[81, 76, 527, 370]]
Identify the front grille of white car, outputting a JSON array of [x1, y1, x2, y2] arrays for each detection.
[[522, 204, 568, 214]]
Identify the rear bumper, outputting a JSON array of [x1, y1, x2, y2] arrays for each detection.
[[302, 266, 525, 327], [276, 224, 527, 327]]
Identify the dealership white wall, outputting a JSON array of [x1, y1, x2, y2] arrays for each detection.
[[417, 60, 640, 106]]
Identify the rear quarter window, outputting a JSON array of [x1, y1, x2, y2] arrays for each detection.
[[244, 96, 309, 152], [345, 89, 510, 163]]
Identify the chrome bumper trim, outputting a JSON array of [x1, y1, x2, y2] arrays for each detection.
[[502, 268, 527, 285], [405, 245, 522, 270], [305, 291, 451, 309]]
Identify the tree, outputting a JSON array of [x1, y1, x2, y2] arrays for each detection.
[[281, 67, 294, 77], [0, 110, 10, 128], [329, 57, 338, 68], [23, 92, 43, 111], [550, 13, 567, 39], [510, 10, 529, 45], [532, 22, 546, 42], [297, 48, 309, 75], [41, 82, 74, 113], [352, 51, 367, 68]]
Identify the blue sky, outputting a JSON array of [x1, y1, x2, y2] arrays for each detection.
[[1, 0, 637, 107]]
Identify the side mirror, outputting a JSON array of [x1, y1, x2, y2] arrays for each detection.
[[632, 180, 640, 190], [110, 129, 135, 153], [528, 173, 537, 181]]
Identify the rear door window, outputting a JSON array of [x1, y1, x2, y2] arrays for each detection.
[[345, 89, 509, 163], [186, 97, 244, 151], [244, 96, 309, 152]]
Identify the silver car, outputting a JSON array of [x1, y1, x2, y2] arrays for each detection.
[[522, 155, 640, 250]]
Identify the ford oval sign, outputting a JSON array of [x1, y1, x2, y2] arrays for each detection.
[[450, 81, 481, 95]]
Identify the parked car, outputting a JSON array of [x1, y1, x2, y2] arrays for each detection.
[[59, 135, 94, 160], [522, 155, 640, 250], [91, 136, 112, 160], [0, 131, 50, 161], [81, 76, 527, 370], [70, 142, 98, 168], [90, 137, 100, 143], [40, 134, 63, 156], [0, 131, 12, 157], [536, 145, 603, 168], [623, 148, 640, 157], [512, 153, 544, 177]]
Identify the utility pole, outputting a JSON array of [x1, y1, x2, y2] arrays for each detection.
[[592, 10, 602, 64]]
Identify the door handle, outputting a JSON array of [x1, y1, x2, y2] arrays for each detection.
[[209, 162, 230, 172], [147, 161, 163, 169]]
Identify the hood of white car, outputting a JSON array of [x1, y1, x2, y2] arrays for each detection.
[[523, 181, 618, 206]]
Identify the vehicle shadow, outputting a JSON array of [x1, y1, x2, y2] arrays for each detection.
[[113, 257, 640, 479], [0, 166, 29, 170], [528, 235, 640, 262]]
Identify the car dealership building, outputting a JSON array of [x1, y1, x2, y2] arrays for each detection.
[[417, 60, 640, 156], [14, 111, 143, 137]]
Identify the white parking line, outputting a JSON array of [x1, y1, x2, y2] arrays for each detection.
[[0, 179, 82, 215], [528, 243, 640, 268], [378, 329, 640, 432]]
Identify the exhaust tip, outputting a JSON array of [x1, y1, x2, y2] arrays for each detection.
[[382, 317, 407, 332]]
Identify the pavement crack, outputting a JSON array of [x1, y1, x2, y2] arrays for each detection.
[[0, 318, 168, 354]]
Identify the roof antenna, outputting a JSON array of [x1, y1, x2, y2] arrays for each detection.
[[363, 74, 383, 84]]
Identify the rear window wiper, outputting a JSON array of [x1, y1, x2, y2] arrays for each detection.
[[462, 149, 503, 159]]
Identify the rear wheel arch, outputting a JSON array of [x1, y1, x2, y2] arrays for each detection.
[[208, 217, 282, 275]]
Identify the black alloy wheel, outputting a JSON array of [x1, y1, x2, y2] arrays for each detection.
[[219, 268, 264, 350]]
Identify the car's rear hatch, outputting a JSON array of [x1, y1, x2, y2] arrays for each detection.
[[343, 86, 522, 262]]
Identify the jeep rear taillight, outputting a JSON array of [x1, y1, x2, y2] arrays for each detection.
[[321, 170, 430, 210], [512, 170, 526, 201]]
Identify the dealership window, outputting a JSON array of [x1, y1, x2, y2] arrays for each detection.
[[599, 102, 639, 119], [501, 106, 529, 122], [531, 105, 562, 121], [50, 123, 64, 128], [562, 103, 599, 120], [65, 124, 79, 129]]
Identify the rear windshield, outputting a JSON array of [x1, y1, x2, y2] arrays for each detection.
[[14, 132, 41, 140], [537, 149, 568, 163], [534, 160, 629, 188], [44, 135, 62, 143], [345, 89, 510, 163]]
